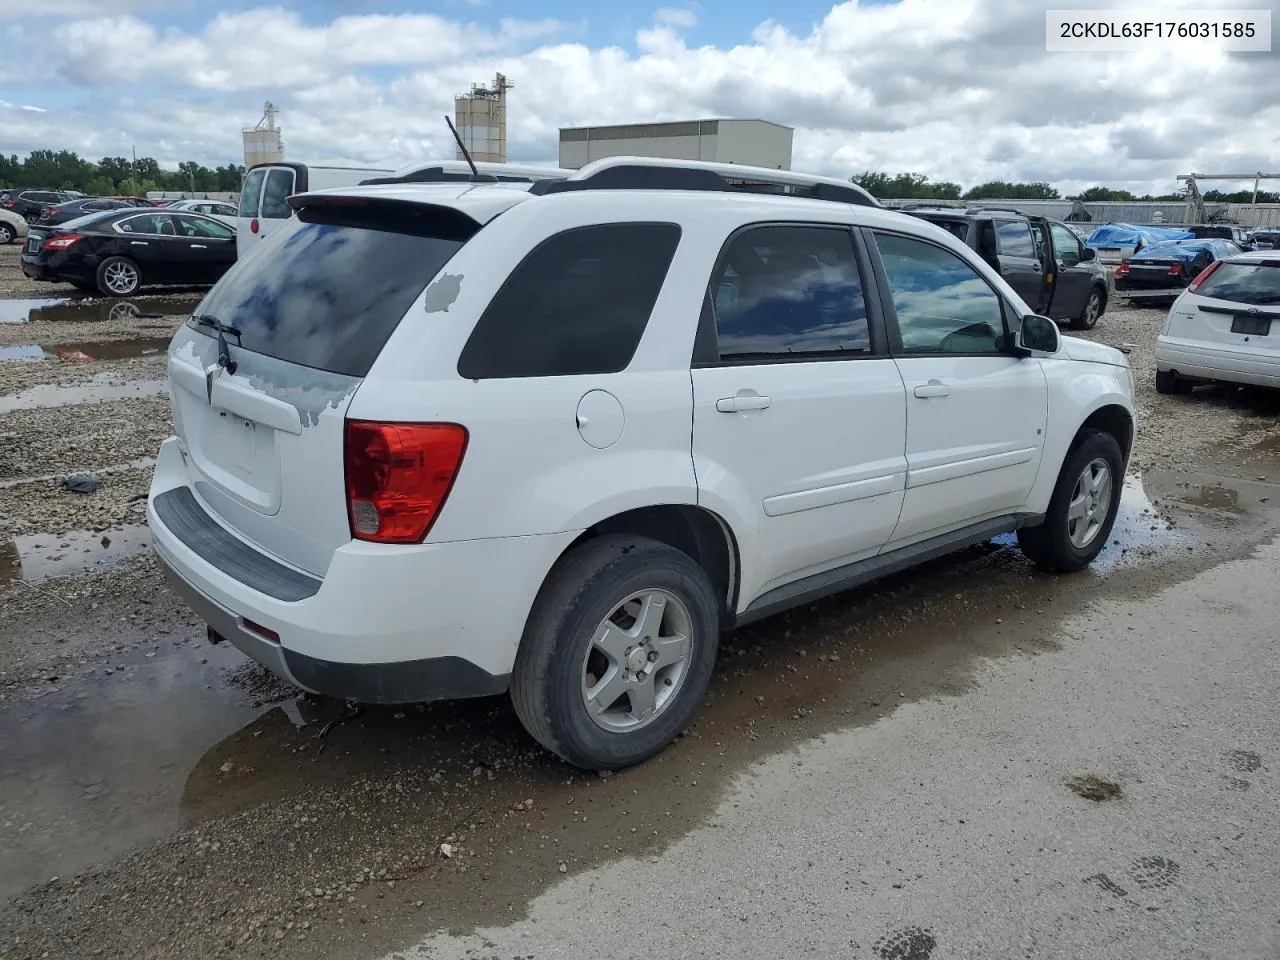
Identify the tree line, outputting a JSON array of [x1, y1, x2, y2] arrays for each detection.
[[0, 150, 245, 197], [850, 171, 1280, 204]]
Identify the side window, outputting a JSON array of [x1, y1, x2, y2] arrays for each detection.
[[260, 168, 295, 219], [457, 222, 681, 379], [872, 231, 1008, 355], [239, 168, 266, 218], [182, 216, 234, 239], [1050, 223, 1083, 264], [994, 219, 1036, 258], [709, 225, 870, 361]]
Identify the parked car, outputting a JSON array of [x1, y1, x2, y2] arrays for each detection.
[[1085, 223, 1194, 264], [1248, 229, 1280, 250], [235, 161, 392, 257], [1114, 238, 1245, 305], [1186, 224, 1253, 247], [166, 199, 239, 220], [37, 197, 135, 226], [1, 188, 77, 222], [147, 156, 1135, 770], [1155, 250, 1280, 394], [0, 207, 27, 245], [21, 208, 237, 296], [905, 208, 1109, 329]]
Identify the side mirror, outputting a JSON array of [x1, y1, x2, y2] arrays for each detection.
[[1081, 247, 1097, 262], [1016, 314, 1060, 355]]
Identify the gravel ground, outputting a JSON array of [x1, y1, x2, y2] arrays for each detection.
[[1, 285, 1279, 959], [0, 243, 77, 299]]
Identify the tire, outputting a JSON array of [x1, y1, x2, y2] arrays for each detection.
[[1070, 286, 1105, 330], [0, 222, 14, 245], [1017, 429, 1124, 574], [96, 256, 141, 297], [511, 534, 720, 770], [1155, 369, 1192, 395]]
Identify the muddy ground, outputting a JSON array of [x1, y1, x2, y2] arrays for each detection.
[[0, 250, 1278, 959]]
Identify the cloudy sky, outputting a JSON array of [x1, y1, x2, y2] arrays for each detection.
[[0, 0, 1276, 194]]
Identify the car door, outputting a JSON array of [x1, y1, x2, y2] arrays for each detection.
[[868, 229, 1048, 548], [691, 223, 908, 606], [114, 212, 186, 283], [992, 217, 1047, 310], [172, 214, 236, 282], [235, 167, 268, 255], [1044, 220, 1093, 320]]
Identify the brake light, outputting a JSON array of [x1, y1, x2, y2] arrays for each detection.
[[1114, 263, 1129, 278], [1167, 264, 1182, 276], [344, 421, 468, 544], [250, 218, 259, 234], [1, 199, 13, 207], [1188, 259, 1223, 292], [42, 234, 82, 250]]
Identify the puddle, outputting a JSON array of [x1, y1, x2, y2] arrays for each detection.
[[0, 524, 151, 585], [0, 336, 171, 363], [0, 375, 167, 413], [0, 642, 265, 900], [0, 294, 204, 325]]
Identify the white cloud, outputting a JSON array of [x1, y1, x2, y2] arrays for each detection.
[[2, 0, 1277, 197]]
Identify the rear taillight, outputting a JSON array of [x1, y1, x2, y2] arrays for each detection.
[[1114, 263, 1129, 278], [42, 234, 82, 250], [1167, 264, 1182, 276], [250, 218, 259, 234], [1, 199, 13, 207], [343, 421, 468, 544], [1188, 260, 1223, 292]]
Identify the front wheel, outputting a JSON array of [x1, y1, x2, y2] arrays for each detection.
[[1070, 286, 1104, 330], [511, 535, 720, 770], [96, 256, 141, 297], [0, 222, 14, 245], [1017, 429, 1124, 573]]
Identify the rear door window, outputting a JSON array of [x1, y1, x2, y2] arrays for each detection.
[[260, 168, 296, 219], [994, 219, 1036, 258], [457, 222, 681, 379], [1193, 261, 1280, 305], [238, 168, 266, 218], [188, 200, 476, 377]]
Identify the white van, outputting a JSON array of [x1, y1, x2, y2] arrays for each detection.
[[236, 162, 393, 258]]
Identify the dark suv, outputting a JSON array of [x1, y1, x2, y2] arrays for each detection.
[[903, 207, 1109, 330], [1, 189, 76, 222]]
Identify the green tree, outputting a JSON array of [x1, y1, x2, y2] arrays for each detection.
[[851, 170, 962, 200], [963, 180, 1060, 200], [1078, 185, 1136, 202]]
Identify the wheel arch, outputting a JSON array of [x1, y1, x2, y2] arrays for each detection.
[[1077, 402, 1133, 462]]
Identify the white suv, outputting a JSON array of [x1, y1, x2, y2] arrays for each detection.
[[147, 157, 1135, 770]]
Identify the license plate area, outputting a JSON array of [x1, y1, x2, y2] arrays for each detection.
[[1230, 315, 1271, 336], [208, 410, 258, 476]]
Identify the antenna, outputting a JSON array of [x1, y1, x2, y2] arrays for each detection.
[[444, 115, 495, 182]]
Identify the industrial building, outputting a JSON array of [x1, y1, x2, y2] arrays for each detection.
[[558, 119, 793, 171], [455, 74, 513, 164], [242, 102, 284, 168]]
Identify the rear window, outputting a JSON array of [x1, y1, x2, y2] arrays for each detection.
[[239, 168, 265, 218], [1194, 261, 1280, 306], [187, 200, 475, 377], [261, 168, 295, 219], [456, 222, 681, 379]]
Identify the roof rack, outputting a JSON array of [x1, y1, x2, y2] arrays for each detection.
[[966, 205, 1029, 216], [527, 156, 882, 208], [359, 160, 573, 187]]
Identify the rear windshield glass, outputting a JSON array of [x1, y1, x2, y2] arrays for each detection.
[[1194, 261, 1280, 305], [186, 201, 475, 377]]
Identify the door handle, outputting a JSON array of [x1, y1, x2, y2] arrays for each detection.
[[716, 394, 772, 413], [190, 244, 207, 249], [913, 380, 951, 399], [130, 241, 148, 246]]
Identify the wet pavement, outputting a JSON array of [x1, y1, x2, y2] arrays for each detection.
[[0, 523, 151, 585], [0, 294, 204, 325], [0, 337, 171, 363], [0, 375, 167, 413]]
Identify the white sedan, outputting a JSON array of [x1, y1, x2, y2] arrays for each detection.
[[1156, 249, 1280, 393], [0, 207, 27, 245], [164, 199, 238, 226]]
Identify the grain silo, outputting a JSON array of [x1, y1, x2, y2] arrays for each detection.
[[454, 74, 512, 163], [243, 102, 284, 168]]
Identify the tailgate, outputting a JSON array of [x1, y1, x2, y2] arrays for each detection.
[[164, 197, 478, 577]]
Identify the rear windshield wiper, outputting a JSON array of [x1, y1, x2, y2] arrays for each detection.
[[191, 313, 241, 338]]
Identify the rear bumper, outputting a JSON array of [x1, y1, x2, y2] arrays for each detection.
[[1115, 285, 1185, 299], [1155, 336, 1280, 388], [147, 436, 578, 704]]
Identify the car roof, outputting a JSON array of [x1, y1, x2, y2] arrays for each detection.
[[1224, 249, 1280, 263]]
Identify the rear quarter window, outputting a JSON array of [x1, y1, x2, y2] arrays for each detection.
[[457, 222, 682, 379]]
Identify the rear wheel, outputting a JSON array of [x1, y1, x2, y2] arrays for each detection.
[[1070, 286, 1104, 330], [1017, 429, 1124, 573], [511, 535, 720, 770], [1155, 370, 1192, 395], [0, 222, 14, 245], [96, 256, 141, 297]]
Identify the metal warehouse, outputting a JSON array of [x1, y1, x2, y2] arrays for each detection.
[[558, 118, 794, 170]]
